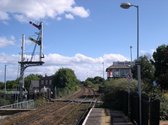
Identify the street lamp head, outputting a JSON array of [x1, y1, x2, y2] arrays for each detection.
[[120, 2, 132, 9]]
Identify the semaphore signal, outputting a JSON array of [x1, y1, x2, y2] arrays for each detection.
[[18, 21, 45, 101]]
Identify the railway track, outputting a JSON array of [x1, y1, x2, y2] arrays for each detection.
[[0, 86, 98, 125]]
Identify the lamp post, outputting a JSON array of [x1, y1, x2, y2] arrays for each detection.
[[120, 2, 141, 125], [102, 62, 105, 79], [127, 45, 133, 118], [130, 46, 133, 63], [4, 64, 7, 94]]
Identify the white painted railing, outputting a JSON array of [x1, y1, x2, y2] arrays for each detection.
[[0, 100, 35, 109]]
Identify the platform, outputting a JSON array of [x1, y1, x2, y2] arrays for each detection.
[[83, 108, 111, 125], [83, 108, 133, 125]]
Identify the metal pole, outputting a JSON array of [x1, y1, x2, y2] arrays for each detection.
[[102, 62, 104, 79], [136, 6, 142, 125], [19, 34, 25, 101], [4, 64, 6, 94], [40, 22, 43, 61], [120, 3, 141, 124], [128, 46, 132, 118], [130, 46, 132, 63], [128, 72, 131, 117]]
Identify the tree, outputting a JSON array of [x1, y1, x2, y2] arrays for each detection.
[[52, 68, 79, 88], [6, 80, 18, 90], [85, 77, 94, 84], [0, 82, 4, 90], [93, 76, 105, 84], [132, 55, 155, 84], [24, 74, 42, 90], [84, 76, 104, 85], [152, 44, 168, 90]]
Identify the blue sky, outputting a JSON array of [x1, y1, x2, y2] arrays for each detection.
[[0, 0, 167, 82]]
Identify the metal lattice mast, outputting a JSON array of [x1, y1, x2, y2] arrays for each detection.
[[19, 21, 44, 101]]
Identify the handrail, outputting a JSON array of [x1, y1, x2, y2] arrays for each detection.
[[0, 100, 35, 109]]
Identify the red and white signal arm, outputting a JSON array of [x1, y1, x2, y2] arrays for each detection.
[[108, 71, 113, 77], [127, 73, 132, 80]]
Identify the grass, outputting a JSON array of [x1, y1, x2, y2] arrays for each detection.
[[34, 97, 48, 107]]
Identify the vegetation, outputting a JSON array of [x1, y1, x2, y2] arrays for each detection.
[[52, 68, 80, 97], [0, 98, 11, 106], [0, 74, 42, 92], [0, 82, 4, 89], [102, 78, 137, 109], [83, 76, 105, 90], [150, 44, 168, 119], [85, 76, 104, 84], [6, 80, 18, 90], [101, 44, 168, 120], [24, 74, 42, 91], [132, 55, 155, 85], [34, 96, 48, 107], [152, 44, 168, 90], [160, 92, 168, 120]]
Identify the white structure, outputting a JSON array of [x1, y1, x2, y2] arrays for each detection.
[[106, 61, 132, 79]]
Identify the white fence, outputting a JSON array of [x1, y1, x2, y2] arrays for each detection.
[[0, 100, 35, 109]]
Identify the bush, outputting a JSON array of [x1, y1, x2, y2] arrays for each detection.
[[52, 68, 79, 89], [160, 93, 168, 120], [102, 78, 137, 109], [52, 68, 80, 98], [34, 97, 47, 107], [103, 78, 137, 92], [0, 99, 10, 106]]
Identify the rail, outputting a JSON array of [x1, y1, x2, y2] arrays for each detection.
[[0, 100, 35, 109]]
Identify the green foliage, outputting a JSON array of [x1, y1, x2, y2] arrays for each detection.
[[85, 77, 94, 84], [1, 74, 41, 91], [0, 98, 10, 106], [152, 44, 168, 90], [24, 74, 42, 91], [56, 87, 77, 98], [34, 97, 47, 107], [52, 68, 80, 98], [52, 68, 79, 89], [84, 80, 93, 87], [160, 93, 168, 120], [6, 80, 19, 90], [103, 78, 137, 92], [0, 82, 4, 89], [153, 44, 168, 77], [84, 76, 104, 86], [132, 55, 155, 84], [102, 78, 137, 109], [158, 73, 168, 90], [93, 76, 105, 84]]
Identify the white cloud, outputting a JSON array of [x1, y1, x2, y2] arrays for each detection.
[[0, 36, 15, 47], [57, 17, 62, 21], [0, 53, 128, 81], [0, 11, 9, 20], [65, 14, 74, 20], [70, 6, 90, 18], [0, 0, 90, 22], [140, 50, 154, 58]]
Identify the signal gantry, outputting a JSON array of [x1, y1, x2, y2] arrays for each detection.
[[18, 21, 44, 101]]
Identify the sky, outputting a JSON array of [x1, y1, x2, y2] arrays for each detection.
[[0, 0, 167, 82]]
